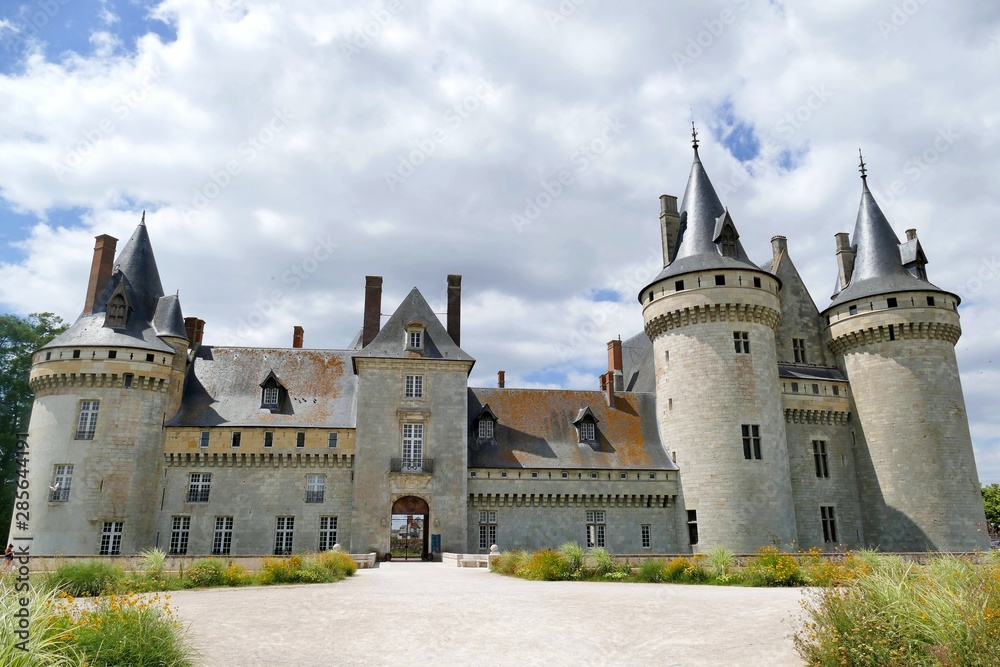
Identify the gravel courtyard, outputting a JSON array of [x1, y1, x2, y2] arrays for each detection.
[[167, 562, 808, 667]]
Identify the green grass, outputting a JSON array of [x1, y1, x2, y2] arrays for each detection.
[[50, 560, 125, 597]]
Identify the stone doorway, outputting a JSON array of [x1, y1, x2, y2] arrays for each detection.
[[390, 495, 429, 561]]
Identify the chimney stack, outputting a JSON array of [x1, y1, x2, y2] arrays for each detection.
[[771, 235, 787, 260], [905, 228, 917, 241], [607, 339, 624, 391], [447, 274, 462, 347], [659, 195, 680, 265], [184, 317, 205, 346], [292, 326, 304, 349], [835, 232, 855, 290], [362, 276, 383, 347], [497, 370, 505, 389], [603, 371, 615, 406], [84, 234, 118, 314]]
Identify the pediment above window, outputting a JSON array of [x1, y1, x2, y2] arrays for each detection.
[[259, 370, 288, 412]]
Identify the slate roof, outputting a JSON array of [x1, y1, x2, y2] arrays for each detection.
[[168, 347, 358, 428], [43, 218, 183, 353], [828, 180, 945, 308], [467, 388, 676, 470], [641, 144, 764, 295], [621, 330, 654, 393], [353, 287, 474, 368], [778, 365, 847, 382]]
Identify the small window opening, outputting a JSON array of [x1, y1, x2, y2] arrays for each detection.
[[753, 277, 762, 288], [715, 274, 726, 286], [675, 280, 684, 291], [887, 297, 898, 308]]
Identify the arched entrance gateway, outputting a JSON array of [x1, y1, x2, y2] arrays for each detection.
[[390, 496, 429, 561]]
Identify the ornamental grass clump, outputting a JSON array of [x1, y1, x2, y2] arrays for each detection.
[[559, 542, 585, 574], [744, 546, 803, 587], [139, 548, 167, 580], [0, 577, 78, 667], [491, 550, 529, 576], [50, 559, 124, 597], [636, 558, 669, 583], [185, 558, 227, 588], [517, 549, 570, 581], [796, 552, 1000, 666], [706, 546, 734, 581], [591, 547, 614, 576]]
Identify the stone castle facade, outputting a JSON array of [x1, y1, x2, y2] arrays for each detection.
[[8, 139, 989, 557]]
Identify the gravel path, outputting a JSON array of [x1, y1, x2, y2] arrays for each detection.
[[166, 562, 808, 667]]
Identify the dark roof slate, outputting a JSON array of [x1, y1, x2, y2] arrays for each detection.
[[168, 347, 358, 428], [467, 388, 676, 470], [778, 365, 847, 381], [621, 330, 654, 393]]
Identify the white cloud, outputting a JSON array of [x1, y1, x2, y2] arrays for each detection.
[[0, 0, 998, 478]]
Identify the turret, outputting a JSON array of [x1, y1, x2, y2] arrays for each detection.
[[638, 128, 797, 553], [10, 214, 189, 555], [821, 154, 988, 551]]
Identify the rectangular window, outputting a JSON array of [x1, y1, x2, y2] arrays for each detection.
[[887, 297, 898, 308], [405, 375, 423, 398], [262, 386, 279, 406], [305, 474, 326, 503], [199, 431, 210, 448], [821, 506, 838, 543], [319, 516, 339, 551], [123, 373, 133, 388], [99, 521, 124, 555], [264, 431, 274, 448], [585, 510, 606, 548], [295, 432, 306, 448], [328, 432, 338, 448], [753, 276, 762, 288], [714, 274, 726, 286], [108, 350, 117, 359], [812, 384, 820, 394], [146, 353, 155, 362], [478, 511, 497, 550], [675, 280, 684, 291], [733, 331, 750, 354], [641, 524, 651, 549], [561, 472, 568, 479], [187, 472, 212, 503], [408, 331, 422, 349], [401, 423, 424, 470], [169, 516, 190, 555], [813, 440, 830, 478], [741, 424, 761, 460], [579, 421, 595, 442], [687, 510, 698, 545], [791, 382, 799, 393], [478, 419, 494, 439], [76, 400, 99, 439], [50, 464, 73, 502], [532, 472, 539, 478], [793, 338, 807, 364], [212, 516, 234, 555], [927, 296, 936, 307], [848, 305, 858, 315], [73, 349, 80, 359], [832, 385, 840, 396], [231, 432, 241, 448], [274, 516, 295, 555]]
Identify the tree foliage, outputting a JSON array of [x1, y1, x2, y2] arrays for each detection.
[[982, 483, 1000, 538], [0, 313, 66, 529]]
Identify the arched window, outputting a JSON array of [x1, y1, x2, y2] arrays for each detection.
[[105, 294, 129, 328]]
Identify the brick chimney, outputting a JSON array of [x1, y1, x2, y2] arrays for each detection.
[[292, 326, 304, 348], [659, 195, 680, 265], [603, 371, 615, 406], [83, 234, 118, 314], [362, 276, 383, 347], [835, 232, 855, 290], [607, 338, 623, 391], [184, 317, 205, 346], [497, 370, 505, 388], [447, 274, 462, 346]]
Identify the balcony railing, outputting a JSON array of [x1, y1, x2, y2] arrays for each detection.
[[305, 490, 325, 503], [391, 458, 433, 473]]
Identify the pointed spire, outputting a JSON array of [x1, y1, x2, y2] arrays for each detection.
[[691, 121, 700, 151], [858, 149, 869, 192], [140, 209, 146, 225], [110, 217, 165, 320]]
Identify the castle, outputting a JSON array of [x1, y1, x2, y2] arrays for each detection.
[[9, 136, 989, 558]]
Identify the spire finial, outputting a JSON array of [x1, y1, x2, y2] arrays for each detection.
[[140, 210, 146, 225], [691, 121, 699, 150], [858, 149, 867, 181]]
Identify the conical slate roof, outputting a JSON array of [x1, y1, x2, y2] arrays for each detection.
[[640, 143, 764, 297], [106, 218, 165, 321], [827, 178, 941, 308], [353, 287, 474, 368]]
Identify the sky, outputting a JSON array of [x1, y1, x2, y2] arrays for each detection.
[[0, 0, 997, 480]]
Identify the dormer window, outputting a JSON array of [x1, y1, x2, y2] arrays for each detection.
[[407, 329, 423, 349], [474, 404, 498, 441], [259, 370, 287, 412], [572, 407, 599, 443], [579, 421, 595, 441], [720, 226, 738, 257], [478, 419, 494, 439], [104, 287, 131, 329]]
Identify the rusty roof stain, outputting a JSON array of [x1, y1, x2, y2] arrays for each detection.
[[168, 346, 357, 428], [468, 388, 676, 470]]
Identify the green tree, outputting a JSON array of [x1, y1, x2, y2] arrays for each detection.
[[982, 483, 1000, 539], [0, 313, 66, 529]]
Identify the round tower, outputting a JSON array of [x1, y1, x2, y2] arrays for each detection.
[[821, 159, 988, 551], [639, 134, 797, 554], [12, 217, 189, 555]]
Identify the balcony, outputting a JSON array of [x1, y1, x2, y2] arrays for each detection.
[[391, 458, 433, 473]]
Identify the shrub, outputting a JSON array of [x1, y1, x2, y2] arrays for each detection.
[[745, 546, 803, 587], [185, 558, 226, 588], [517, 550, 570, 581], [591, 548, 614, 576], [222, 564, 252, 587], [706, 545, 734, 579], [559, 542, 585, 573], [662, 558, 694, 583], [50, 560, 124, 597], [636, 559, 669, 583], [259, 557, 298, 585], [491, 550, 528, 576], [312, 550, 358, 580], [139, 548, 167, 579]]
